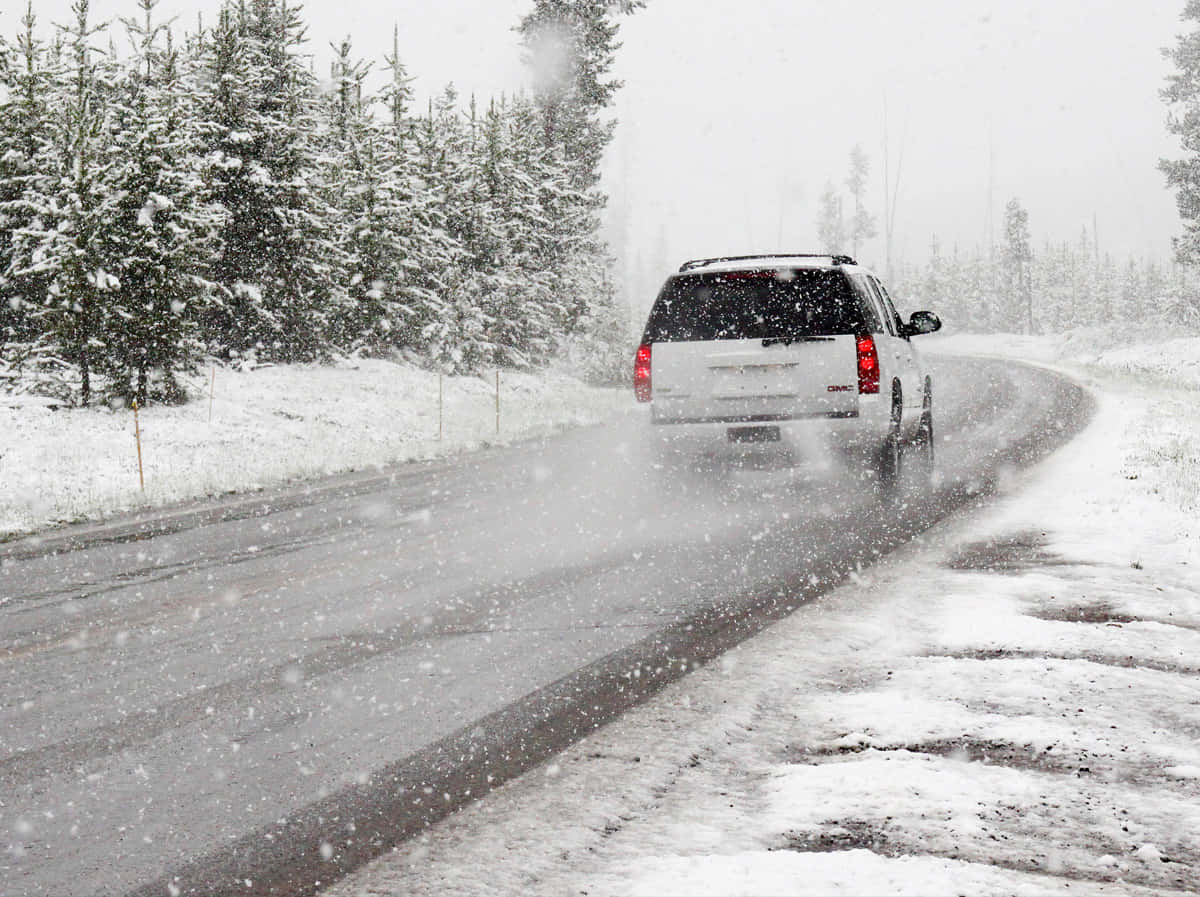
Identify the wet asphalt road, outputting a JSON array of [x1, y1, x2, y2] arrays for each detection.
[[0, 356, 1093, 897]]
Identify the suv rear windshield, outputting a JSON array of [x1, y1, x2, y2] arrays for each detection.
[[642, 269, 867, 343]]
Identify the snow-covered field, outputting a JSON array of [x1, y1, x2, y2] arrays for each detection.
[[0, 359, 628, 540], [321, 333, 1200, 897]]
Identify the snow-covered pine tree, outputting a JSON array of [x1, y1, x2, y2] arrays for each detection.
[[517, 0, 639, 192], [456, 93, 509, 342], [963, 248, 990, 333], [412, 88, 490, 373], [1036, 242, 1075, 331], [1143, 258, 1169, 323], [941, 244, 969, 328], [815, 182, 845, 255], [0, 4, 53, 349], [1161, 1, 1200, 272], [1095, 252, 1118, 327], [518, 91, 626, 378], [923, 235, 947, 324], [1071, 226, 1097, 327], [845, 144, 877, 258], [516, 1, 638, 378], [96, 0, 223, 405], [1119, 257, 1143, 322], [320, 36, 392, 351], [478, 95, 560, 368], [1001, 198, 1033, 333], [377, 34, 457, 357], [8, 0, 120, 405], [1167, 260, 1200, 326], [195, 0, 345, 363]]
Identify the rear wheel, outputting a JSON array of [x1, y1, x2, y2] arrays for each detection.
[[877, 427, 901, 491], [912, 383, 935, 485], [876, 395, 903, 496]]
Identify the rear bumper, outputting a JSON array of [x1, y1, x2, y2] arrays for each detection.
[[651, 410, 859, 424], [645, 395, 891, 465]]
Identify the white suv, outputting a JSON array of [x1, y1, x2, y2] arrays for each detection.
[[633, 254, 941, 490]]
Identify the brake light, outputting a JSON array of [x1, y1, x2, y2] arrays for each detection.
[[721, 270, 779, 280], [856, 334, 879, 394], [634, 343, 652, 402]]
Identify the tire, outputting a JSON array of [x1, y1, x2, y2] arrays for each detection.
[[876, 400, 903, 496], [912, 412, 934, 482], [877, 427, 901, 492], [913, 382, 935, 484]]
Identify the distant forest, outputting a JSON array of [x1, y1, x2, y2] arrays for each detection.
[[815, 150, 1199, 335], [893, 220, 1200, 337], [0, 0, 634, 406]]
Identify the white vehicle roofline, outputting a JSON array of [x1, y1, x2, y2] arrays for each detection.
[[672, 255, 872, 276]]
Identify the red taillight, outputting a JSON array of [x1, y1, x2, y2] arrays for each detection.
[[634, 343, 652, 402], [721, 270, 779, 280], [856, 333, 879, 394]]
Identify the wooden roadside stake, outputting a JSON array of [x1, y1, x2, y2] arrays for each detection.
[[438, 373, 444, 441], [208, 365, 215, 423], [132, 399, 145, 492], [495, 369, 500, 435]]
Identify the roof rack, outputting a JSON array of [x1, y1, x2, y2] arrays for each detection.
[[677, 253, 857, 273]]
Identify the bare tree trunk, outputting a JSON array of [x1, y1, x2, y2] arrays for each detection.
[[80, 344, 91, 407]]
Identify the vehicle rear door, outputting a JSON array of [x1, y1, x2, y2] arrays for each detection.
[[871, 277, 923, 412], [852, 274, 919, 414], [645, 269, 863, 423]]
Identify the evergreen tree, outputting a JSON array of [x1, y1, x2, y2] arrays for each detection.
[[515, 1, 639, 379], [1160, 1, 1200, 265], [321, 36, 390, 349], [1095, 252, 1118, 326], [923, 235, 946, 321], [963, 248, 991, 333], [517, 0, 643, 193], [1143, 259, 1169, 321], [373, 30, 457, 355], [1037, 242, 1075, 331], [97, 0, 222, 404], [1001, 198, 1033, 333], [816, 181, 845, 254], [9, 0, 118, 405], [0, 4, 52, 348], [195, 0, 345, 362], [1120, 258, 1142, 321], [1166, 261, 1200, 325], [411, 90, 484, 372], [845, 144, 877, 258], [476, 97, 552, 366]]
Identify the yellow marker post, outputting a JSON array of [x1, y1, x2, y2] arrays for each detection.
[[133, 399, 145, 491]]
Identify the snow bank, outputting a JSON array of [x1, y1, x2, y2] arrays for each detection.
[[927, 330, 1200, 390], [0, 358, 629, 539]]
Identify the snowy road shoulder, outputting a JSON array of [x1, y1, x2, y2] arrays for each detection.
[[0, 358, 629, 541], [324, 339, 1200, 896]]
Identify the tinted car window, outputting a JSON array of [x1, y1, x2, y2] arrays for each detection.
[[873, 278, 905, 335], [643, 269, 866, 343], [850, 274, 891, 335]]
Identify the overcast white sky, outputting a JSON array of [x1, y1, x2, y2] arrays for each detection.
[[8, 0, 1188, 302]]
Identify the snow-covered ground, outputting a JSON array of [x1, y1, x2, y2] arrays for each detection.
[[320, 333, 1200, 897], [4, 333, 1199, 894], [0, 359, 628, 540]]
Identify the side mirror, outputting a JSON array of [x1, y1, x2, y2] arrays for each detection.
[[904, 310, 941, 337]]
